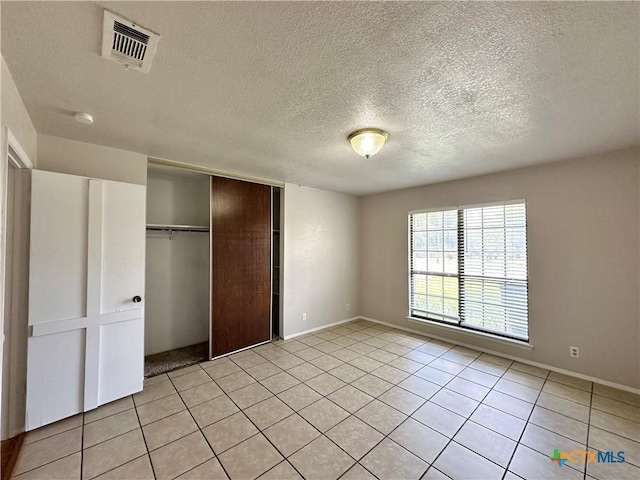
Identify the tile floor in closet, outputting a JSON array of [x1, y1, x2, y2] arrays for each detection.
[[12, 320, 640, 480]]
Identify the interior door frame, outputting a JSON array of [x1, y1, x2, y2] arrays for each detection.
[[0, 128, 33, 439], [209, 174, 212, 359], [270, 186, 274, 340], [277, 187, 284, 340]]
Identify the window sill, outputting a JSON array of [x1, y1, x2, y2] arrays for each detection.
[[406, 316, 534, 350]]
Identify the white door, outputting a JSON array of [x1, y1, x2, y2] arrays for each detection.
[[26, 170, 146, 430]]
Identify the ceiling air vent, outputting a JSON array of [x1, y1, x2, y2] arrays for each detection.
[[101, 10, 160, 74]]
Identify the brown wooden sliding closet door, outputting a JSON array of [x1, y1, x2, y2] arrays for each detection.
[[211, 177, 271, 357]]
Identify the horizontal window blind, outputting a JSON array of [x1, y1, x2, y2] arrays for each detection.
[[460, 203, 528, 339], [409, 201, 529, 341], [409, 209, 459, 323]]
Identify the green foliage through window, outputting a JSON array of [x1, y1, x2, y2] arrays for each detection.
[[409, 202, 529, 341]]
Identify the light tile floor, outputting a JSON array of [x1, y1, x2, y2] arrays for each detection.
[[13, 320, 640, 480]]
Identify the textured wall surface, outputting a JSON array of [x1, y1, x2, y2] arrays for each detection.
[[37, 134, 147, 185], [359, 148, 640, 388], [283, 184, 359, 337], [1, 56, 37, 163]]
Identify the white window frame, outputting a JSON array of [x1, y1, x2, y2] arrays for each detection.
[[408, 200, 529, 342]]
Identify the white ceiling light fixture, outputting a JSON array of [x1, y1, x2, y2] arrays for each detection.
[[348, 128, 389, 159], [75, 112, 94, 125]]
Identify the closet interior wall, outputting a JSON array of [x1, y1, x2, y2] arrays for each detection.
[[145, 167, 210, 356]]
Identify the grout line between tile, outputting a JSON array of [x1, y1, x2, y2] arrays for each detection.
[[502, 370, 562, 479], [244, 347, 389, 478], [14, 451, 81, 478], [168, 373, 234, 480], [131, 394, 157, 480], [22, 320, 638, 480], [80, 412, 85, 479], [423, 354, 513, 479], [583, 384, 594, 480], [207, 391, 305, 479], [83, 404, 136, 426], [588, 403, 640, 423], [90, 453, 149, 480], [182, 353, 332, 478]]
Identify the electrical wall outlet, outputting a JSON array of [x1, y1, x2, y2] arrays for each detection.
[[302, 312, 307, 322], [570, 346, 579, 358], [346, 304, 351, 311]]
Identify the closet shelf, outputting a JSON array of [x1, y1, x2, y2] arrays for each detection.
[[146, 224, 209, 233]]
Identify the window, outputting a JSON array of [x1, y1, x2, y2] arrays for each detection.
[[409, 201, 529, 341]]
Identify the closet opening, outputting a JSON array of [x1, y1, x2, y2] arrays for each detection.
[[144, 163, 284, 375], [144, 165, 211, 377]]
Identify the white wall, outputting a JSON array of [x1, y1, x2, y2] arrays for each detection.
[[1, 56, 37, 440], [37, 134, 146, 186], [359, 148, 640, 389], [146, 168, 210, 225], [1, 57, 37, 164], [282, 184, 359, 338], [145, 169, 210, 355]]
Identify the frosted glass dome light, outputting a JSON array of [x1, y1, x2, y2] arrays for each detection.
[[348, 128, 389, 158]]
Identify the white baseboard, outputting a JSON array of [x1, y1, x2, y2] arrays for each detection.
[[283, 317, 360, 340], [359, 316, 640, 395]]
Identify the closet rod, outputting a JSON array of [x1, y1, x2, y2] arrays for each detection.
[[146, 224, 209, 233]]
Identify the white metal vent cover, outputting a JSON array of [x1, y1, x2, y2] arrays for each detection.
[[101, 10, 160, 73]]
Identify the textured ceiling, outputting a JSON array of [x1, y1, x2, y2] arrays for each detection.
[[1, 1, 638, 195]]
